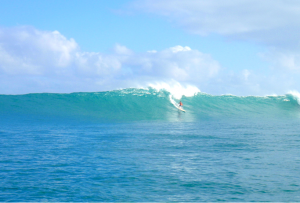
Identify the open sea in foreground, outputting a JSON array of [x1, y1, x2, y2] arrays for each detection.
[[1, 88, 300, 201]]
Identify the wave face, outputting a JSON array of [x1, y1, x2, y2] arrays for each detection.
[[1, 88, 300, 122]]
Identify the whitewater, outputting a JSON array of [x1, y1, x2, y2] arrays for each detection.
[[1, 87, 300, 201]]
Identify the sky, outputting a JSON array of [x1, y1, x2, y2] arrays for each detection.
[[1, 0, 300, 95]]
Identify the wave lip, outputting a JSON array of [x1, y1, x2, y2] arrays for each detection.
[[287, 90, 300, 105]]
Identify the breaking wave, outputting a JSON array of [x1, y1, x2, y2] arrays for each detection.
[[1, 88, 300, 122]]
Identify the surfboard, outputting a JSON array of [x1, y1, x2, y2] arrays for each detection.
[[177, 105, 186, 112]]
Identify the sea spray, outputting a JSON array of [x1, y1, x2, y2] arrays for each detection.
[[148, 81, 200, 109], [148, 81, 200, 99], [169, 95, 178, 108]]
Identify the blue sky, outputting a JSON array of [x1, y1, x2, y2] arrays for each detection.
[[0, 0, 300, 95]]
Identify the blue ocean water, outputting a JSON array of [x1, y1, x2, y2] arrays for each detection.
[[1, 88, 300, 201]]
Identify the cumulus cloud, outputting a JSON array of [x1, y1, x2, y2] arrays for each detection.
[[122, 45, 220, 82], [130, 0, 300, 87], [2, 26, 298, 95], [0, 26, 78, 75], [0, 26, 221, 94]]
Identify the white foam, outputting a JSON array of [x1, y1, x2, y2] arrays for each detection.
[[148, 81, 200, 99], [288, 90, 300, 105]]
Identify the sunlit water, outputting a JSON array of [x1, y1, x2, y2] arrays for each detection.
[[1, 118, 300, 201]]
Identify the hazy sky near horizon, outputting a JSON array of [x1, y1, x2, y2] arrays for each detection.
[[1, 0, 300, 95]]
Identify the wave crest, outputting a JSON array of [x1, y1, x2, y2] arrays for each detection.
[[147, 81, 200, 99], [1, 88, 300, 122], [287, 90, 300, 105]]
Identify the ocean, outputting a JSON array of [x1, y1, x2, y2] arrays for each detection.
[[1, 88, 300, 201]]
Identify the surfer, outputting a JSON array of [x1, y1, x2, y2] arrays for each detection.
[[177, 101, 185, 112], [179, 101, 183, 107]]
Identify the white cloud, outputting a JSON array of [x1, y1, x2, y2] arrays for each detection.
[[123, 46, 220, 82], [2, 26, 299, 96], [131, 0, 300, 93], [0, 26, 78, 76], [114, 44, 133, 55], [0, 26, 221, 94], [169, 45, 191, 53], [132, 0, 300, 48]]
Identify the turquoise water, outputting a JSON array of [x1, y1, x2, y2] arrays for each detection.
[[1, 88, 300, 201]]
